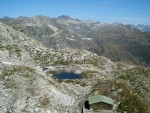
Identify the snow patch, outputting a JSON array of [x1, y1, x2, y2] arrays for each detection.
[[1, 61, 14, 65], [43, 66, 56, 72], [47, 24, 58, 32], [81, 38, 92, 40], [25, 23, 36, 26], [65, 37, 76, 41], [74, 70, 82, 74]]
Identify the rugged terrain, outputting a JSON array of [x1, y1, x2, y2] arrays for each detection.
[[0, 20, 150, 113], [130, 24, 150, 33], [1, 15, 150, 65]]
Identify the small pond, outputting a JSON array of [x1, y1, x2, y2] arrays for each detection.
[[53, 72, 83, 79]]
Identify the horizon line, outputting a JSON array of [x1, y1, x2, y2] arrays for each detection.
[[0, 15, 150, 26]]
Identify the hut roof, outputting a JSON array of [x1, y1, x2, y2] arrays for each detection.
[[88, 95, 113, 105]]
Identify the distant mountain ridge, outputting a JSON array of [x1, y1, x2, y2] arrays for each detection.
[[0, 15, 150, 65], [130, 24, 150, 33]]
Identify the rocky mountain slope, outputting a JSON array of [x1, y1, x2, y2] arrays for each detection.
[[0, 15, 150, 65], [0, 22, 114, 113], [130, 24, 150, 33], [0, 22, 150, 113]]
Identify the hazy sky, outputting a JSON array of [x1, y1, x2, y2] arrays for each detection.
[[0, 0, 150, 25]]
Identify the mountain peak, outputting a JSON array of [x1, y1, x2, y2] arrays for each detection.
[[129, 24, 150, 33], [3, 16, 14, 19], [57, 15, 72, 20]]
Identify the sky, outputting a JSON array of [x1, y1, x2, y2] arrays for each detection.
[[0, 0, 150, 25]]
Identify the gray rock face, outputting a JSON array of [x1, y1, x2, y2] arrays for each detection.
[[1, 16, 150, 65], [0, 22, 114, 113], [0, 22, 150, 113]]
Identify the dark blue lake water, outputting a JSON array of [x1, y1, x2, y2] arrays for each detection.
[[53, 72, 83, 79]]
